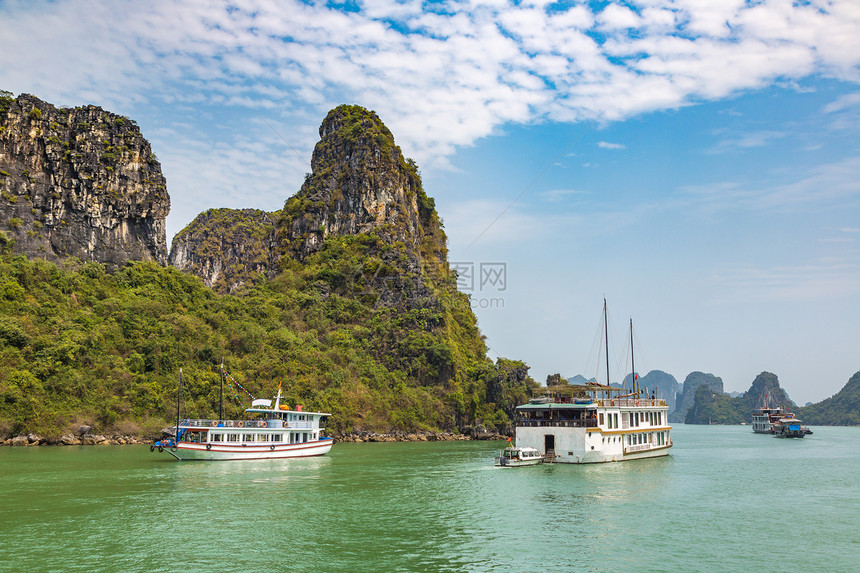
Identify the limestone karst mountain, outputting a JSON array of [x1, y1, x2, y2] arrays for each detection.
[[0, 93, 169, 267]]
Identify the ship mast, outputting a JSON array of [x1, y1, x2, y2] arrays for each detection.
[[604, 298, 610, 388], [175, 368, 183, 444], [219, 359, 224, 422], [630, 318, 638, 396]]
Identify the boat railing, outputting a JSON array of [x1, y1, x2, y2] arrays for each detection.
[[597, 398, 667, 408], [182, 419, 318, 430], [515, 420, 598, 428]]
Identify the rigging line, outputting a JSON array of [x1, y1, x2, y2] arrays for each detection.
[[256, 113, 312, 168], [585, 310, 604, 383], [464, 120, 594, 251]]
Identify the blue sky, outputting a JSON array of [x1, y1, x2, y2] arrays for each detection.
[[2, 0, 859, 404]]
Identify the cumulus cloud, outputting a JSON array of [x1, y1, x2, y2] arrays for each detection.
[[1, 0, 859, 167], [597, 141, 626, 150]]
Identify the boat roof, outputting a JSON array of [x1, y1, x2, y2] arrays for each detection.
[[516, 402, 594, 410]]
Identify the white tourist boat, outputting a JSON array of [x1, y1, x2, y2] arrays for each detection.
[[751, 393, 784, 434], [151, 369, 333, 461], [513, 302, 672, 464], [495, 445, 544, 467]]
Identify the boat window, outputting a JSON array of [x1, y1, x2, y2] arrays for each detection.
[[599, 413, 604, 426], [227, 434, 240, 442], [212, 433, 223, 442]]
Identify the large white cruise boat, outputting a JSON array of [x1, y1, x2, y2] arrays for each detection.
[[514, 384, 672, 463], [514, 300, 672, 464], [151, 369, 333, 461]]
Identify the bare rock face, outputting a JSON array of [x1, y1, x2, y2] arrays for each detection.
[[672, 371, 724, 422], [271, 105, 451, 309], [169, 208, 277, 294], [0, 93, 169, 267], [276, 105, 444, 263]]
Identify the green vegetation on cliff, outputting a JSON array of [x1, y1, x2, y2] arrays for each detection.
[[798, 371, 860, 425], [0, 248, 531, 440], [0, 100, 536, 442], [685, 371, 799, 425], [685, 385, 746, 424]]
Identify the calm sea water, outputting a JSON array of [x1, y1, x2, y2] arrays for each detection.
[[1, 425, 858, 572]]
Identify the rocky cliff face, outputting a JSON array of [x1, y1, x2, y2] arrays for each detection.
[[743, 371, 792, 410], [272, 105, 451, 308], [672, 371, 723, 422], [169, 208, 277, 294], [683, 370, 797, 424], [173, 105, 452, 305], [0, 93, 168, 267], [276, 105, 441, 260]]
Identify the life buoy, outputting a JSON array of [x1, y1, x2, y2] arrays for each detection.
[[270, 445, 275, 451], [170, 447, 178, 452], [237, 421, 245, 428], [260, 421, 267, 428], [206, 443, 212, 450], [150, 445, 155, 452], [158, 445, 163, 453], [211, 421, 218, 427]]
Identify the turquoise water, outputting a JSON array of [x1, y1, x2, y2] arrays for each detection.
[[1, 425, 858, 572]]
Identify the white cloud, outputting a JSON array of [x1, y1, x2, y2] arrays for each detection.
[[823, 92, 860, 114], [706, 260, 860, 303], [706, 129, 789, 154], [597, 4, 642, 31], [2, 0, 858, 168], [675, 154, 860, 215], [597, 141, 626, 150], [2, 0, 860, 241]]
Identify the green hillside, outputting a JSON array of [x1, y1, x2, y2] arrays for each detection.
[[798, 371, 860, 425], [0, 248, 535, 440]]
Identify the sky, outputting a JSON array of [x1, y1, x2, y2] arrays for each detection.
[[1, 0, 859, 405]]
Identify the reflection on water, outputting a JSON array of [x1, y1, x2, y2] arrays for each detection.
[[1, 427, 859, 572]]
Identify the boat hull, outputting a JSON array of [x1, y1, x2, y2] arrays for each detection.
[[160, 438, 334, 461], [516, 425, 672, 464], [496, 458, 542, 467]]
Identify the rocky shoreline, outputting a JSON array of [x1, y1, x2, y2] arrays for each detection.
[[2, 426, 510, 446]]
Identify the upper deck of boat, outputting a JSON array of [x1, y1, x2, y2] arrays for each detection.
[[180, 407, 331, 431]]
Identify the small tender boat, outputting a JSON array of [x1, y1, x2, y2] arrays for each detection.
[[496, 446, 544, 467]]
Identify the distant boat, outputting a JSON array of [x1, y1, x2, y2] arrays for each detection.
[[151, 367, 333, 461], [512, 300, 672, 464], [773, 414, 811, 439], [752, 393, 784, 434]]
